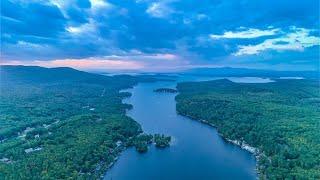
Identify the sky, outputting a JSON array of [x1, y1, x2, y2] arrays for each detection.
[[1, 0, 319, 72]]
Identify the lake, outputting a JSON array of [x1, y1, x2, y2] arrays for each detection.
[[104, 76, 260, 180]]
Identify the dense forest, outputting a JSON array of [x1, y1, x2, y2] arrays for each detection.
[[0, 65, 159, 179], [176, 79, 320, 179]]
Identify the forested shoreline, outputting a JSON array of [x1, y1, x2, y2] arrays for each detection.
[[0, 66, 160, 179], [176, 79, 320, 179], [1, 65, 319, 179]]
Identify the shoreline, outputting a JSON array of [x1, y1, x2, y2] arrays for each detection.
[[98, 146, 124, 179], [103, 83, 262, 179], [97, 88, 140, 179], [178, 114, 264, 179]]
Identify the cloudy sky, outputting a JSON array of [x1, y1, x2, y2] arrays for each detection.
[[1, 0, 319, 71]]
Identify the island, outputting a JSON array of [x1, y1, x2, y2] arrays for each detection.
[[154, 88, 178, 93], [131, 134, 153, 153], [154, 134, 171, 148], [130, 133, 171, 153]]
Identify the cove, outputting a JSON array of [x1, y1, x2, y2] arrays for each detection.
[[104, 77, 258, 180]]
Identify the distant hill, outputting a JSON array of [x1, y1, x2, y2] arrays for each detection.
[[0, 65, 116, 84], [0, 65, 159, 89], [183, 67, 319, 78]]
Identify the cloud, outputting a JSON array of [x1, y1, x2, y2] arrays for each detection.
[[43, 58, 143, 70], [1, 53, 183, 71], [99, 52, 181, 62], [1, 0, 319, 71], [16, 41, 46, 48], [66, 18, 97, 35], [89, 0, 113, 15], [234, 27, 320, 56], [196, 14, 209, 21], [146, 1, 175, 18], [89, 0, 108, 8], [1, 0, 66, 37], [210, 27, 280, 39], [1, 58, 144, 70]]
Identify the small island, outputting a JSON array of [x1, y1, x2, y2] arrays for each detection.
[[135, 142, 148, 153], [131, 134, 153, 153], [131, 133, 171, 153], [154, 134, 171, 148], [154, 88, 178, 93]]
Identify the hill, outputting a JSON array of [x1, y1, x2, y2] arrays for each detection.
[[0, 65, 155, 179]]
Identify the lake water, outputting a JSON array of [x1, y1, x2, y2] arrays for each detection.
[[104, 76, 259, 180]]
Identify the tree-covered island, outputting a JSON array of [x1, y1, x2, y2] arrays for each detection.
[[154, 88, 178, 93], [130, 134, 171, 153]]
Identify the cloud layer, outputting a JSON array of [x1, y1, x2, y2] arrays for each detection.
[[1, 0, 319, 71], [234, 27, 320, 56]]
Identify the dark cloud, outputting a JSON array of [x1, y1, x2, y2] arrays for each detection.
[[76, 0, 91, 9], [1, 1, 66, 37], [1, 0, 319, 70], [65, 7, 89, 25]]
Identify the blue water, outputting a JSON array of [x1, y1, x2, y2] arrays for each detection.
[[104, 77, 258, 180]]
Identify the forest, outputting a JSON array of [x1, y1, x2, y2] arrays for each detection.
[[176, 79, 320, 179], [129, 134, 171, 153], [0, 66, 158, 179]]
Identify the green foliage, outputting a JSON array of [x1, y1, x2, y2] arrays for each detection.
[[134, 141, 149, 153], [130, 133, 171, 152], [132, 134, 153, 153], [135, 134, 153, 144], [176, 79, 320, 179], [154, 134, 171, 148], [154, 88, 178, 93], [0, 66, 159, 179]]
